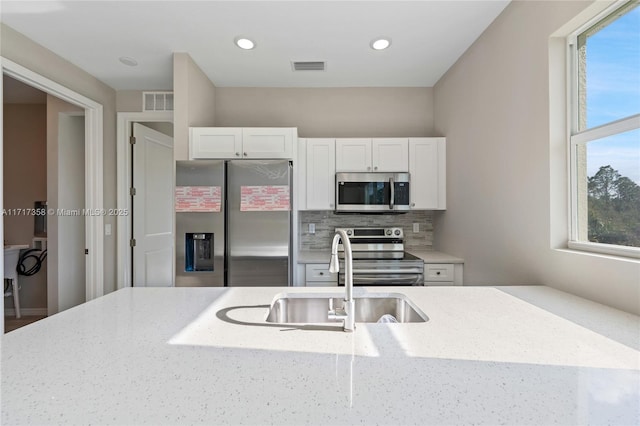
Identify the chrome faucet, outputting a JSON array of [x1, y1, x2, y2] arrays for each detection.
[[328, 230, 355, 332]]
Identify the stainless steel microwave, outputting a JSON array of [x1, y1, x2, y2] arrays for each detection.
[[335, 172, 410, 212]]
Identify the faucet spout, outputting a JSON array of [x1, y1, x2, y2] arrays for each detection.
[[329, 230, 355, 332]]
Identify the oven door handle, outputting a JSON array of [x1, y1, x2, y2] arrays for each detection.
[[351, 275, 423, 283], [389, 177, 395, 210], [351, 268, 425, 274]]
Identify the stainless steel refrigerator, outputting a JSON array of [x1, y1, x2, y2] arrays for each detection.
[[175, 160, 291, 287]]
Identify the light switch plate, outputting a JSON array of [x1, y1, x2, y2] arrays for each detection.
[[412, 223, 419, 233], [308, 223, 316, 234]]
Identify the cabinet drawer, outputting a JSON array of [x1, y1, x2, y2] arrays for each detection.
[[425, 264, 454, 282], [305, 264, 337, 282]]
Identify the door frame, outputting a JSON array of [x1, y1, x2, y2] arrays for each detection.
[[1, 57, 104, 301], [116, 111, 173, 289]]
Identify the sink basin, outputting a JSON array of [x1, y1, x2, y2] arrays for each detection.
[[265, 293, 428, 324]]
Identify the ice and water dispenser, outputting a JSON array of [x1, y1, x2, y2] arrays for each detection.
[[175, 160, 225, 286], [185, 232, 214, 272]]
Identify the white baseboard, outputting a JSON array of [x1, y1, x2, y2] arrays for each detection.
[[4, 308, 48, 317]]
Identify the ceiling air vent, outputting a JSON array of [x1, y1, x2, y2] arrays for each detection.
[[143, 91, 174, 112], [291, 61, 326, 71]]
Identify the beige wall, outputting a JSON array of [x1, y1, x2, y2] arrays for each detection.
[[173, 53, 216, 160], [1, 23, 118, 295], [3, 103, 47, 312], [215, 87, 435, 137], [116, 90, 144, 112], [433, 0, 639, 315]]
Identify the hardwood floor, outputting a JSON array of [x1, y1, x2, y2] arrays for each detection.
[[4, 315, 47, 333]]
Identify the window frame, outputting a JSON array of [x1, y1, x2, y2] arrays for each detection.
[[567, 0, 640, 259]]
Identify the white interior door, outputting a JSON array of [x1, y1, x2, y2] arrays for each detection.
[[57, 113, 86, 311], [132, 123, 174, 287]]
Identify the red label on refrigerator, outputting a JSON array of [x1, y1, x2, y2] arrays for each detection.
[[175, 186, 222, 212], [240, 185, 290, 211]]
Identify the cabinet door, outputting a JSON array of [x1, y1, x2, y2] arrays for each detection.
[[305, 264, 338, 286], [335, 138, 372, 172], [409, 138, 446, 209], [189, 127, 242, 159], [242, 128, 293, 159], [305, 139, 336, 210], [372, 138, 409, 172]]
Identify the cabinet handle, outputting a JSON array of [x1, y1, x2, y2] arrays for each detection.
[[367, 166, 371, 171], [319, 272, 324, 276], [329, 203, 334, 208], [243, 152, 248, 157], [436, 271, 441, 275], [235, 152, 240, 156], [374, 166, 378, 170], [411, 203, 415, 207]]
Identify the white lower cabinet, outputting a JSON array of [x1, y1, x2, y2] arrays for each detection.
[[424, 263, 463, 286], [304, 264, 337, 287]]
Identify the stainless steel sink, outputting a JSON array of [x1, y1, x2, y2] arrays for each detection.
[[265, 293, 428, 324]]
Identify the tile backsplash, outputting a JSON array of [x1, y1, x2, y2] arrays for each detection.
[[299, 210, 433, 250]]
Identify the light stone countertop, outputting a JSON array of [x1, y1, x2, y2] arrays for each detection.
[[2, 285, 639, 425], [298, 249, 464, 264]]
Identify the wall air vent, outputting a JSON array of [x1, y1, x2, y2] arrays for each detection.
[[291, 61, 326, 71], [142, 91, 174, 112]]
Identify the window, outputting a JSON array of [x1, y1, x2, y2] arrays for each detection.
[[569, 1, 640, 258]]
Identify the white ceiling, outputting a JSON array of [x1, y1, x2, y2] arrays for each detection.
[[0, 1, 510, 90]]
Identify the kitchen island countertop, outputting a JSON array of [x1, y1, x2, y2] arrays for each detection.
[[2, 285, 639, 425]]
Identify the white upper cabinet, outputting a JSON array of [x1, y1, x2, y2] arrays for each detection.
[[189, 127, 295, 159], [241, 128, 294, 158], [335, 138, 408, 172], [409, 137, 446, 210], [372, 138, 409, 172], [335, 138, 371, 172], [189, 127, 242, 159], [298, 138, 336, 210]]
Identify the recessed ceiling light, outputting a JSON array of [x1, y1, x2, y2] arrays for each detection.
[[370, 38, 391, 51], [119, 56, 138, 67], [235, 37, 256, 50]]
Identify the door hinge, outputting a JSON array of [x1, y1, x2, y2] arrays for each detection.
[[130, 136, 136, 145], [130, 239, 136, 247], [85, 249, 89, 255], [130, 187, 136, 196]]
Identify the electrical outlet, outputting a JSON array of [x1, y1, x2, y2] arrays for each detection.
[[412, 223, 420, 233], [105, 224, 112, 236], [308, 223, 316, 234]]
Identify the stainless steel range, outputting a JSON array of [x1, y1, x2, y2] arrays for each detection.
[[336, 227, 424, 286]]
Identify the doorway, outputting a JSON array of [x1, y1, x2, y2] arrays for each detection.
[[1, 58, 104, 332], [116, 112, 173, 288], [2, 76, 88, 330]]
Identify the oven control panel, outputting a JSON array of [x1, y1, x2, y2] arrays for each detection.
[[336, 227, 404, 240]]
